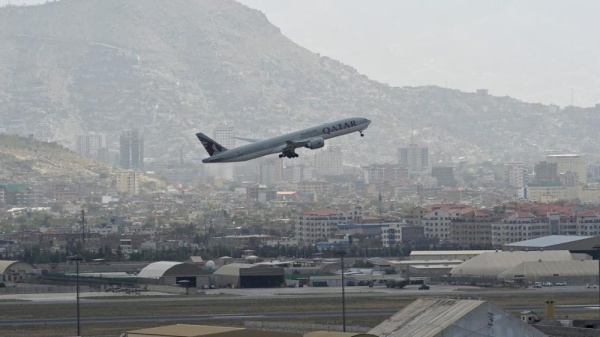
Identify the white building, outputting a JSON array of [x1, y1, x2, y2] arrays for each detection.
[[422, 209, 452, 240], [504, 162, 526, 198], [492, 212, 550, 246], [296, 206, 362, 244]]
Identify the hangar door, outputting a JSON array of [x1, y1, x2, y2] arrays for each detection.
[[240, 267, 284, 288], [176, 276, 197, 288]]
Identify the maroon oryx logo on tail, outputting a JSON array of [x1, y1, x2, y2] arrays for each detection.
[[196, 133, 227, 156]]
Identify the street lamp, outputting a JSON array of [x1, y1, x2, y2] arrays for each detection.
[[336, 249, 347, 332], [69, 255, 82, 336]]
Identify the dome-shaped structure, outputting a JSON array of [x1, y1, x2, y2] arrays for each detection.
[[450, 250, 574, 278], [137, 261, 208, 288], [138, 261, 183, 279], [0, 260, 36, 282], [205, 260, 216, 268]]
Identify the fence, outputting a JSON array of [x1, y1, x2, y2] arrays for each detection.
[[0, 284, 92, 294], [244, 321, 370, 335]]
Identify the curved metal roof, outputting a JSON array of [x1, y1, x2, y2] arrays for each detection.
[[498, 260, 599, 280], [450, 250, 574, 278], [213, 263, 255, 277], [0, 260, 18, 274], [138, 261, 183, 279]]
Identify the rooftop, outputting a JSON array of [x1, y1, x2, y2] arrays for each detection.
[[505, 235, 594, 248]]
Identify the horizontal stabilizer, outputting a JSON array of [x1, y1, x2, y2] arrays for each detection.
[[235, 136, 263, 143]]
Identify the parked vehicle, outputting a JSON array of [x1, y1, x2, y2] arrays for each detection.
[[419, 284, 430, 290], [385, 280, 409, 289], [542, 282, 553, 287], [533, 282, 542, 289], [555, 281, 567, 286], [587, 284, 598, 289]]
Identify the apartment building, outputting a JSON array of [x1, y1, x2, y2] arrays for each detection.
[[577, 210, 600, 236], [422, 209, 452, 240], [296, 206, 362, 244], [491, 212, 549, 246], [116, 171, 138, 196], [450, 210, 495, 248], [422, 206, 468, 240], [381, 223, 425, 247]]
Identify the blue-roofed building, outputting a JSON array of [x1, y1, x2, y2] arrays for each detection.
[[503, 235, 600, 254], [336, 222, 399, 238]]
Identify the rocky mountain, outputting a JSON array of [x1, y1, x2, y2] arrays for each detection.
[[0, 0, 598, 164], [0, 134, 113, 183]]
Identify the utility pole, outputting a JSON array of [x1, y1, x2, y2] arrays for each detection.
[[337, 249, 347, 332], [80, 209, 85, 244], [595, 244, 600, 321], [69, 255, 82, 336]]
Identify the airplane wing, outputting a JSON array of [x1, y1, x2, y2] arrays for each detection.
[[235, 136, 263, 143], [284, 139, 310, 149]]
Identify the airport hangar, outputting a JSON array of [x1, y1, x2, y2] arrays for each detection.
[[0, 260, 37, 282], [212, 263, 285, 288], [502, 235, 600, 255], [137, 261, 210, 288], [449, 250, 599, 285]]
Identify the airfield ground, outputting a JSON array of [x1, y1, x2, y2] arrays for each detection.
[[1, 285, 598, 337]]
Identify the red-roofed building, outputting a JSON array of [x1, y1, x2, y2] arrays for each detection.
[[577, 209, 600, 236]]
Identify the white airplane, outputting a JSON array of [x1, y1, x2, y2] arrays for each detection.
[[197, 117, 371, 163]]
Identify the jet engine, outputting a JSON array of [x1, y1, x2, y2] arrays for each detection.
[[306, 137, 325, 149]]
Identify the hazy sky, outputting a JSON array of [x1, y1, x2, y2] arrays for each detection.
[[3, 0, 599, 107]]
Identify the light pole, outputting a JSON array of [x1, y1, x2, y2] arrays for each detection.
[[69, 255, 82, 336], [336, 249, 347, 332], [594, 244, 600, 321]]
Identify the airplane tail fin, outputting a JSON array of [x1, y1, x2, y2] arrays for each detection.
[[196, 133, 227, 156]]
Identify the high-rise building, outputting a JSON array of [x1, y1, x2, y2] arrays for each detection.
[[120, 130, 144, 170], [398, 144, 429, 174], [363, 164, 407, 185], [213, 126, 235, 149], [76, 135, 102, 159], [116, 171, 138, 196], [547, 154, 587, 184], [315, 146, 343, 176], [533, 161, 559, 184], [431, 166, 456, 187], [504, 163, 527, 198], [259, 158, 283, 186]]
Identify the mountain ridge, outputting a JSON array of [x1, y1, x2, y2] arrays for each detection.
[[0, 0, 598, 164]]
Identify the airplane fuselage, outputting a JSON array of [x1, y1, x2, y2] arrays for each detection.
[[202, 117, 370, 163]]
